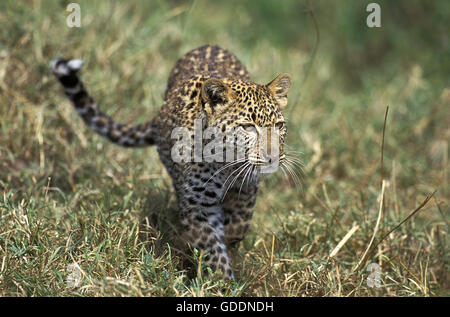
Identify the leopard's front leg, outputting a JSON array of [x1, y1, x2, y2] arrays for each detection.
[[179, 200, 234, 280], [177, 168, 234, 280], [222, 185, 258, 248]]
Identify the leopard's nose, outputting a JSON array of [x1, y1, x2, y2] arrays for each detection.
[[262, 152, 279, 164]]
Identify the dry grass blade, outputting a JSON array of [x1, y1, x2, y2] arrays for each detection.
[[329, 223, 360, 259], [197, 249, 204, 279], [353, 180, 386, 272], [353, 105, 388, 272], [302, 0, 320, 86], [371, 190, 437, 252], [380, 106, 389, 186], [354, 189, 436, 272]]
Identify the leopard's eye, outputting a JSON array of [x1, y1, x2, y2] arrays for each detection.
[[242, 123, 256, 132]]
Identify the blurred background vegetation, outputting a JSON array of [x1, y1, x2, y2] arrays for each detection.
[[0, 0, 448, 296]]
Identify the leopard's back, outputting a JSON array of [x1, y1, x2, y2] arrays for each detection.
[[164, 45, 251, 100]]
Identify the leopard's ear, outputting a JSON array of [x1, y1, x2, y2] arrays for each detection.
[[201, 78, 231, 116], [267, 73, 291, 110]]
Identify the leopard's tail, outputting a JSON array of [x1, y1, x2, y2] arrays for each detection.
[[50, 58, 156, 147]]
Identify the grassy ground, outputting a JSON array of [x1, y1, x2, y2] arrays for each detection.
[[0, 0, 448, 296]]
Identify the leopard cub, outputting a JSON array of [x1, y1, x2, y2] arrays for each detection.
[[51, 45, 292, 280]]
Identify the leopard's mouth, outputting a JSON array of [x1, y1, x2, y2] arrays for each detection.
[[247, 153, 285, 166], [246, 154, 285, 174]]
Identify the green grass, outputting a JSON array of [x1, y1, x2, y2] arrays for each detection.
[[0, 0, 448, 296]]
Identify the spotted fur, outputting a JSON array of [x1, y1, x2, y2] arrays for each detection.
[[51, 45, 291, 280]]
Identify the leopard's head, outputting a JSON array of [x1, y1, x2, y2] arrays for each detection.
[[201, 74, 291, 172]]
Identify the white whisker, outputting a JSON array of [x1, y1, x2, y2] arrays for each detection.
[[202, 158, 246, 186], [238, 164, 254, 198], [221, 162, 250, 201]]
